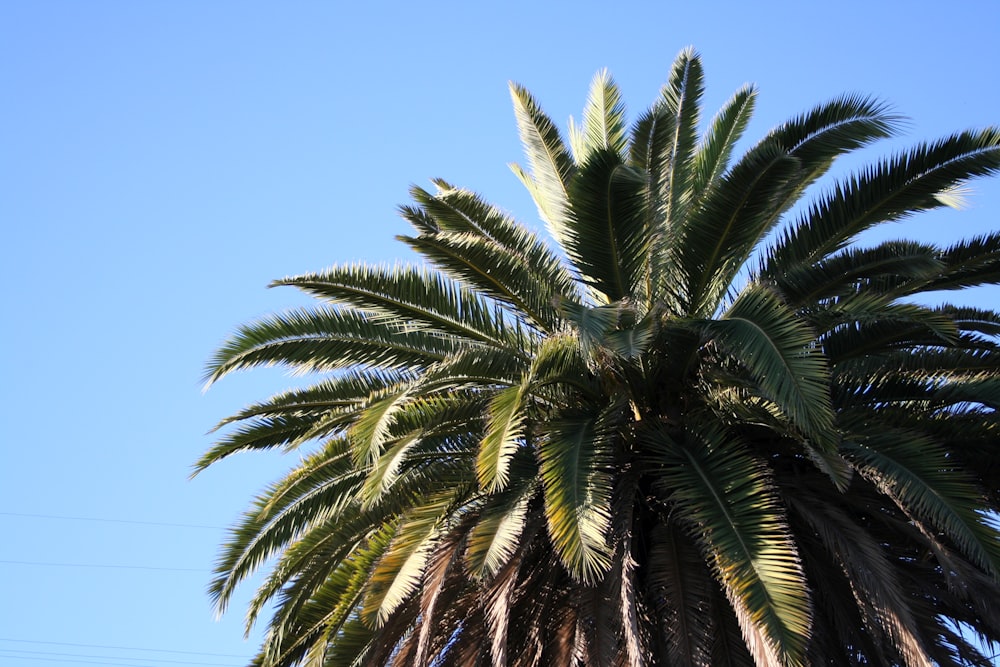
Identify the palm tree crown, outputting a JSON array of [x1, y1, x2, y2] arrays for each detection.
[[201, 48, 1000, 666]]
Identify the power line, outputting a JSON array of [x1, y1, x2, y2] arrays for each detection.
[[0, 653, 208, 667], [0, 639, 248, 659], [0, 653, 177, 667], [0, 559, 207, 572], [0, 511, 224, 530], [0, 648, 243, 667]]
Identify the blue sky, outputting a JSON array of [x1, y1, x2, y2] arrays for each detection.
[[2, 2, 999, 666]]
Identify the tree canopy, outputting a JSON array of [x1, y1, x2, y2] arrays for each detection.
[[201, 48, 1000, 666]]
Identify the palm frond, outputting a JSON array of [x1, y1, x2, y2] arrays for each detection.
[[204, 307, 455, 385], [642, 48, 705, 307], [704, 283, 838, 456], [647, 422, 812, 667], [685, 95, 900, 315], [645, 522, 715, 665], [576, 68, 628, 163], [348, 384, 413, 466], [362, 490, 459, 626], [208, 368, 404, 431], [787, 494, 935, 666], [919, 231, 1000, 293], [476, 381, 529, 492], [208, 438, 361, 615], [691, 83, 757, 199], [410, 183, 580, 303], [680, 144, 802, 315], [263, 523, 396, 667], [564, 150, 649, 301], [658, 46, 704, 231], [509, 82, 575, 248], [399, 231, 563, 330], [538, 413, 615, 583], [465, 483, 536, 579], [272, 264, 512, 348], [764, 127, 1000, 272], [775, 239, 942, 306], [196, 413, 348, 474], [820, 301, 963, 363], [842, 424, 1000, 578]]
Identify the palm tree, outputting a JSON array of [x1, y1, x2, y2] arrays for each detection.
[[199, 48, 1000, 666]]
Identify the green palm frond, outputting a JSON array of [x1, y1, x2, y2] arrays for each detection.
[[691, 83, 757, 199], [208, 368, 404, 430], [646, 522, 715, 665], [264, 523, 395, 667], [360, 431, 423, 506], [918, 231, 1000, 293], [565, 150, 649, 301], [684, 95, 900, 315], [704, 283, 837, 452], [574, 68, 628, 163], [465, 482, 536, 579], [776, 240, 943, 305], [208, 438, 362, 615], [508, 81, 575, 247], [764, 127, 1000, 272], [658, 47, 704, 231], [399, 230, 563, 329], [196, 413, 345, 473], [360, 396, 486, 505], [246, 506, 382, 638], [633, 47, 705, 308], [272, 264, 511, 347], [476, 380, 529, 492], [647, 422, 812, 667], [348, 384, 413, 466], [415, 347, 524, 392], [817, 297, 959, 346], [204, 307, 455, 385], [362, 490, 460, 626], [538, 413, 615, 583], [933, 375, 1000, 411], [680, 145, 803, 315], [785, 476, 938, 666], [410, 183, 579, 301]]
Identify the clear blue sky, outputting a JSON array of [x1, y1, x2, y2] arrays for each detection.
[[2, 2, 998, 666]]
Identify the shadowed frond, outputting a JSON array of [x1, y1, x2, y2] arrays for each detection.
[[565, 150, 649, 301], [647, 422, 812, 667], [842, 422, 1000, 577]]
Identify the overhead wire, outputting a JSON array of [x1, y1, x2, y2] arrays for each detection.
[[0, 513, 247, 664], [0, 654, 225, 667], [0, 511, 224, 530], [0, 655, 159, 667], [0, 638, 248, 659], [0, 511, 225, 572], [0, 559, 207, 572], [0, 647, 243, 666]]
